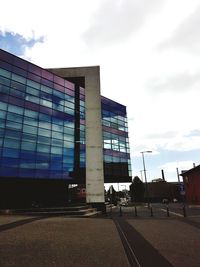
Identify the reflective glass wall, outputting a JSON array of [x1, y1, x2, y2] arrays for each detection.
[[102, 97, 132, 182], [0, 49, 75, 180], [0, 49, 131, 183]]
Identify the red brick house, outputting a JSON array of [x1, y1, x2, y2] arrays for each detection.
[[182, 165, 200, 204]]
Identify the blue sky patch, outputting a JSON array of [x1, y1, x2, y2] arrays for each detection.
[[0, 31, 44, 56]]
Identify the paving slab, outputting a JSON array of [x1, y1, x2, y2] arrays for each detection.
[[0, 216, 129, 267], [128, 218, 200, 267]]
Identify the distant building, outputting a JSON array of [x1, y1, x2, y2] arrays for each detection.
[[146, 181, 181, 202], [181, 165, 200, 204]]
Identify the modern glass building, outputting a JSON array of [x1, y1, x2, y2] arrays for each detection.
[[0, 49, 131, 208]]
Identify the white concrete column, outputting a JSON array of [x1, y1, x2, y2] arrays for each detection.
[[84, 67, 104, 203]]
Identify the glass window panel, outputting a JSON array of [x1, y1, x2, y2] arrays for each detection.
[[8, 105, 24, 115], [63, 134, 74, 142], [52, 117, 63, 126], [21, 141, 36, 151], [104, 155, 112, 162], [39, 113, 51, 122], [40, 99, 52, 108], [35, 162, 49, 170], [20, 150, 36, 159], [104, 143, 111, 149], [63, 141, 74, 149], [38, 121, 51, 130], [38, 128, 51, 137], [0, 111, 6, 119], [7, 113, 23, 123], [26, 86, 40, 97], [51, 146, 62, 154], [63, 121, 74, 128], [65, 94, 74, 103], [5, 129, 21, 140], [23, 116, 38, 126], [63, 127, 74, 135], [10, 88, 25, 98], [22, 133, 36, 142], [64, 107, 74, 115], [80, 131, 85, 138], [0, 84, 10, 95], [57, 105, 64, 112], [53, 90, 64, 99], [4, 138, 20, 149], [11, 73, 26, 84], [6, 120, 22, 130], [119, 125, 125, 131], [0, 75, 10, 86], [24, 109, 38, 118], [27, 79, 40, 89], [23, 125, 37, 134], [40, 91, 53, 102], [52, 123, 63, 132], [3, 148, 19, 158], [0, 68, 11, 78], [0, 128, 5, 138], [113, 156, 120, 163], [41, 85, 52, 94], [51, 138, 63, 147], [1, 157, 19, 168], [0, 119, 5, 128], [20, 161, 36, 169], [0, 101, 7, 111], [25, 94, 40, 104], [11, 80, 26, 91], [37, 144, 50, 153], [52, 131, 63, 139], [103, 120, 110, 127], [120, 147, 126, 152], [13, 66, 27, 77], [37, 135, 51, 144]]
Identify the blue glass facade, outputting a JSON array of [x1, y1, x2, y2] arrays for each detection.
[[0, 49, 131, 184]]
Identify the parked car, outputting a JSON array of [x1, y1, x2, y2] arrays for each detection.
[[120, 198, 128, 206]]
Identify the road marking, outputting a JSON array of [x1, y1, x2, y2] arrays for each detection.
[[160, 209, 183, 217]]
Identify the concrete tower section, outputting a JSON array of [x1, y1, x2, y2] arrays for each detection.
[[48, 66, 105, 211]]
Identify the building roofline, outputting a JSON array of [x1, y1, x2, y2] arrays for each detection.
[[181, 164, 200, 176]]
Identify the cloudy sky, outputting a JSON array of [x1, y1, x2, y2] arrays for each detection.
[[0, 0, 200, 188]]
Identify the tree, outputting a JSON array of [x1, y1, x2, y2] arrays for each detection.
[[107, 185, 117, 205], [130, 176, 145, 202]]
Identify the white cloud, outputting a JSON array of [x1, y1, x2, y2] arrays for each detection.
[[83, 0, 164, 45], [159, 160, 195, 173], [158, 5, 200, 53]]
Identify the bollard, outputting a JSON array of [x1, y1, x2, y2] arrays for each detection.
[[166, 205, 169, 217], [183, 205, 186, 217], [119, 205, 122, 217], [134, 206, 137, 217], [150, 205, 153, 217]]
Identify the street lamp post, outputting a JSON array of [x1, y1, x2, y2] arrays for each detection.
[[141, 151, 152, 207]]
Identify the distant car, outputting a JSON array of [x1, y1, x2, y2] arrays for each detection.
[[162, 198, 169, 204], [120, 198, 128, 206]]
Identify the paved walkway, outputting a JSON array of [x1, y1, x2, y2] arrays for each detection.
[[0, 206, 200, 267]]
